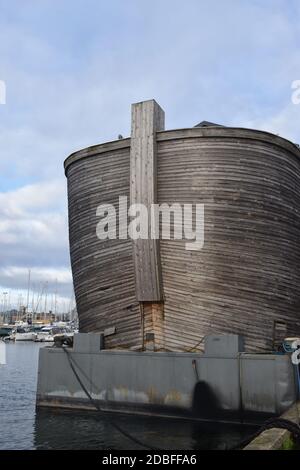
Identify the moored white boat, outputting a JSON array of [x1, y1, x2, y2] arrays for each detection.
[[35, 326, 68, 342], [15, 332, 37, 341], [14, 327, 37, 341]]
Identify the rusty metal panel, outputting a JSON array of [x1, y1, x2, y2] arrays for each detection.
[[37, 336, 297, 417], [240, 354, 296, 414]]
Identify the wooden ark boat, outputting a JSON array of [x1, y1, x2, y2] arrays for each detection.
[[64, 100, 300, 353]]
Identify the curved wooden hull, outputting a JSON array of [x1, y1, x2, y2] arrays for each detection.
[[65, 119, 300, 352]]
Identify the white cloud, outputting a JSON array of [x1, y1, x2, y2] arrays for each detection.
[[0, 266, 72, 286], [236, 102, 300, 144], [0, 0, 300, 311], [0, 179, 66, 216], [0, 180, 72, 309]]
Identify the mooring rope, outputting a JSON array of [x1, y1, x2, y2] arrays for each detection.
[[231, 417, 300, 450], [63, 344, 300, 451], [62, 346, 160, 450]]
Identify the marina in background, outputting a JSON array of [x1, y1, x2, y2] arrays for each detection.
[[0, 269, 78, 343]]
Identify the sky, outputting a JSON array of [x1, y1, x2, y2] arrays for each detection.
[[0, 0, 299, 312]]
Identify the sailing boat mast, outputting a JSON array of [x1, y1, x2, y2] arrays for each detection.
[[26, 269, 31, 315]]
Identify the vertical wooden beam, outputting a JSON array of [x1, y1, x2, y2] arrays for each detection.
[[130, 99, 165, 302], [143, 303, 165, 351]]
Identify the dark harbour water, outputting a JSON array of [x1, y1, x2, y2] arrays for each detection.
[[0, 342, 257, 450]]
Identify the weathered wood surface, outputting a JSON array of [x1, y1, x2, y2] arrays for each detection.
[[65, 124, 300, 353], [130, 100, 165, 301], [64, 138, 130, 175], [66, 146, 141, 349], [142, 302, 165, 351], [157, 132, 300, 352]]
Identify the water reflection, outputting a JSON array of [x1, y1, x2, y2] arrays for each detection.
[[34, 408, 256, 450]]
